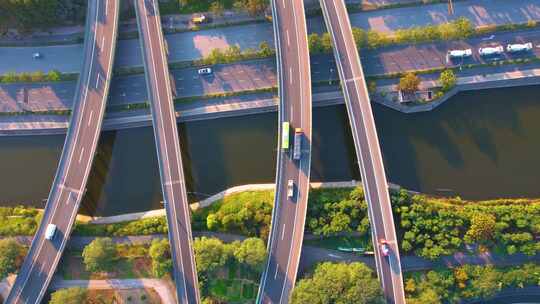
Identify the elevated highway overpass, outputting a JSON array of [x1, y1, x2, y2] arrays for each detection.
[[5, 1, 120, 303], [134, 0, 200, 303], [257, 0, 312, 303], [319, 0, 406, 303]]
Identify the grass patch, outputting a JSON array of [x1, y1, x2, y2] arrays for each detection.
[[304, 235, 372, 251]]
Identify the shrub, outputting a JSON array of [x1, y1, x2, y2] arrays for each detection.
[[82, 237, 117, 272]]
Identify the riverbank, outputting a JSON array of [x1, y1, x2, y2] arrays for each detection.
[[3, 62, 540, 136], [376, 66, 540, 113]]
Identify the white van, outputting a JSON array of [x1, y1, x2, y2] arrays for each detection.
[[447, 49, 472, 58], [506, 42, 533, 53], [479, 46, 504, 56], [45, 224, 57, 240]]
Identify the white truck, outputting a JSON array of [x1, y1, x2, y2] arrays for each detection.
[[45, 224, 57, 240], [447, 49, 472, 59], [506, 42, 533, 53], [479, 45, 504, 56]]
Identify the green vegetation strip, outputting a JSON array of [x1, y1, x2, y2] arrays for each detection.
[[4, 186, 540, 261], [0, 70, 76, 84]]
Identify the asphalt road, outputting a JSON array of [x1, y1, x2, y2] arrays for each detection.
[[319, 0, 405, 303], [257, 0, 312, 303], [4, 1, 119, 304], [5, 27, 540, 114], [3, 0, 540, 74], [134, 0, 200, 303]]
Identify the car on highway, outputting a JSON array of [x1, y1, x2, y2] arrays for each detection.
[[197, 67, 212, 75], [32, 52, 42, 59], [45, 224, 57, 240], [447, 49, 472, 59], [293, 128, 303, 160], [379, 239, 390, 257], [287, 179, 294, 198], [479, 45, 504, 56], [506, 42, 533, 53]]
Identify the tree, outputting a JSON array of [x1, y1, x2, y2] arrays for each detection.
[[321, 33, 333, 53], [0, 238, 23, 279], [465, 213, 496, 244], [82, 237, 116, 272], [308, 33, 323, 53], [149, 239, 172, 277], [233, 238, 266, 271], [259, 41, 273, 57], [398, 72, 420, 93], [351, 27, 366, 49], [49, 287, 87, 304], [31, 71, 45, 82], [439, 69, 456, 92], [47, 69, 61, 81], [234, 0, 268, 16], [209, 2, 225, 17], [291, 262, 383, 304], [193, 237, 231, 274]]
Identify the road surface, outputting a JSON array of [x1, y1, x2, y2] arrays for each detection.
[[257, 0, 312, 303], [319, 0, 405, 303], [134, 0, 200, 303], [4, 1, 119, 304], [3, 0, 540, 73]]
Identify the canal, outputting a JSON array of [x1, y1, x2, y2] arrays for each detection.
[[2, 85, 540, 216]]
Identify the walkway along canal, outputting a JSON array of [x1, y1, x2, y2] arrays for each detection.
[[1, 85, 540, 216]]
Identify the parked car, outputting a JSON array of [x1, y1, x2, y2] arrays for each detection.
[[32, 52, 42, 59], [287, 179, 294, 198], [379, 239, 390, 257], [506, 42, 533, 53], [197, 67, 212, 75], [192, 14, 208, 24], [447, 49, 472, 59], [479, 46, 504, 56]]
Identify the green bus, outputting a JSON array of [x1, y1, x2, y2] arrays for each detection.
[[282, 121, 290, 150]]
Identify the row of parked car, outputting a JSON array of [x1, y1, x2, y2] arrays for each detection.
[[448, 42, 534, 58]]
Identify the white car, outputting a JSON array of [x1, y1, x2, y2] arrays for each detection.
[[447, 49, 472, 58], [45, 224, 57, 240], [479, 46, 504, 56], [379, 239, 390, 257], [287, 179, 294, 198], [506, 42, 533, 53], [32, 52, 42, 59], [197, 67, 212, 75]]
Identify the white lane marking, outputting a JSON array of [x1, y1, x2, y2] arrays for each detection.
[[286, 30, 290, 46], [274, 265, 280, 279], [101, 36, 105, 47], [289, 67, 292, 84], [88, 110, 94, 127], [281, 224, 286, 240], [95, 74, 100, 88], [345, 76, 362, 83], [78, 147, 85, 163], [282, 0, 286, 9], [105, 0, 109, 16]]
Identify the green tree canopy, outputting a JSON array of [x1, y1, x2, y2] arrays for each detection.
[[439, 69, 456, 92], [291, 262, 383, 304], [149, 239, 172, 277], [49, 287, 87, 304], [82, 237, 117, 272], [233, 237, 267, 271], [193, 237, 232, 274], [465, 212, 496, 244], [0, 238, 23, 279], [398, 72, 421, 93]]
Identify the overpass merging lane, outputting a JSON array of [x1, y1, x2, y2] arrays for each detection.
[[134, 0, 200, 303], [4, 1, 120, 303], [319, 0, 406, 303], [257, 0, 312, 303]]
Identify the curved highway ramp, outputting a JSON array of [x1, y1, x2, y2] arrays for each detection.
[[256, 0, 312, 303], [5, 1, 120, 303], [318, 0, 406, 302], [134, 0, 200, 303]]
